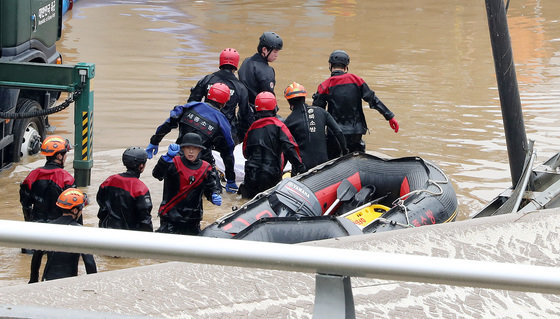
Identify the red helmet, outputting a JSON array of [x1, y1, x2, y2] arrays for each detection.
[[219, 48, 240, 69], [206, 83, 231, 105], [255, 92, 277, 112]]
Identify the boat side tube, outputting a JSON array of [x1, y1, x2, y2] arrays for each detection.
[[361, 157, 458, 233], [200, 178, 322, 238], [233, 216, 362, 243]]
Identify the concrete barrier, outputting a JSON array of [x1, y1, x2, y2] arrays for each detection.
[[1, 209, 559, 318]]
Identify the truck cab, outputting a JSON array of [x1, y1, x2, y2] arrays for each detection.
[[0, 0, 63, 169]]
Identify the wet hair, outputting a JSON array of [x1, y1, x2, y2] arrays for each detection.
[[46, 151, 67, 162], [219, 64, 237, 71], [206, 99, 223, 109], [289, 96, 306, 104], [330, 63, 347, 70]]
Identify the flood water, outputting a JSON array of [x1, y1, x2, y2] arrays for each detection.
[[1, 0, 559, 287]]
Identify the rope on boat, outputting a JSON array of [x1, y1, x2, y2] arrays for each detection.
[[375, 217, 412, 229], [390, 163, 451, 227]]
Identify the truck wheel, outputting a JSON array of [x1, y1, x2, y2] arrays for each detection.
[[11, 98, 46, 162]]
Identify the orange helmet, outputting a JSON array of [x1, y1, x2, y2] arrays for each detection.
[[40, 135, 71, 156], [284, 82, 307, 100], [206, 83, 231, 105], [255, 92, 277, 112], [56, 188, 88, 210]]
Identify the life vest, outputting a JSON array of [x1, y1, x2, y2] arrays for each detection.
[[158, 157, 211, 217]]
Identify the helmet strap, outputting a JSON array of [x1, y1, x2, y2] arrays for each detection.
[[52, 152, 66, 166], [262, 47, 273, 61], [64, 207, 82, 220]]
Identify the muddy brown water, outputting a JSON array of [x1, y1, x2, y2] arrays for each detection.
[[1, 0, 559, 287]]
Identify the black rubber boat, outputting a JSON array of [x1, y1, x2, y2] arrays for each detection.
[[201, 152, 458, 243]]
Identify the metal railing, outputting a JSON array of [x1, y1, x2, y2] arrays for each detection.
[[1, 219, 560, 318]]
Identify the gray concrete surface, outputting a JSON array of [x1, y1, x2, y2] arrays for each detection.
[[1, 209, 560, 318]]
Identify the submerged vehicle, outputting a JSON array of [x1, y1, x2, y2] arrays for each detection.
[[473, 141, 560, 218], [201, 152, 458, 243], [0, 0, 77, 170]]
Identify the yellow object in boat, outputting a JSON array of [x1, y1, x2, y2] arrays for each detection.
[[345, 204, 390, 229]]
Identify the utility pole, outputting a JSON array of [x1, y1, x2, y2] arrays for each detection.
[[485, 0, 528, 186]]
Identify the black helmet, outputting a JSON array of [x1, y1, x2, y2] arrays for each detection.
[[258, 32, 283, 53], [328, 50, 350, 66], [122, 147, 147, 169], [180, 133, 206, 150]]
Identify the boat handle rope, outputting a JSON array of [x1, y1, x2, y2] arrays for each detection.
[[375, 217, 412, 229], [390, 164, 451, 227], [216, 190, 270, 224]]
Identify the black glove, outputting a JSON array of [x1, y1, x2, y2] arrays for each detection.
[[291, 163, 307, 177]]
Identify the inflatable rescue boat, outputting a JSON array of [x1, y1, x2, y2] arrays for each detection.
[[201, 152, 458, 243]]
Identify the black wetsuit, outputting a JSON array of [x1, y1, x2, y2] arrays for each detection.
[[284, 102, 347, 169], [313, 70, 395, 156], [242, 113, 305, 198], [97, 170, 153, 232], [238, 53, 276, 105], [187, 69, 253, 143], [20, 161, 76, 223], [152, 155, 221, 235], [29, 215, 97, 283]]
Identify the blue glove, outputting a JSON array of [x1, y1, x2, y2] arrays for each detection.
[[211, 193, 222, 206], [146, 143, 158, 159], [225, 180, 239, 193], [167, 143, 180, 157], [169, 105, 183, 119], [162, 143, 180, 163]]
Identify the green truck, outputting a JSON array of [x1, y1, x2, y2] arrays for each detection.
[[0, 0, 63, 169]]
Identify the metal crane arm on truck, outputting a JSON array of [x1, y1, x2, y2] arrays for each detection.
[[0, 61, 95, 186]]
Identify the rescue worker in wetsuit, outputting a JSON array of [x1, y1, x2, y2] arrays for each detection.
[[97, 147, 153, 232], [284, 82, 348, 170], [240, 92, 306, 199], [312, 50, 399, 158], [146, 83, 238, 193], [187, 48, 253, 143], [152, 133, 222, 235], [20, 135, 76, 224], [238, 32, 282, 106], [29, 188, 97, 283]]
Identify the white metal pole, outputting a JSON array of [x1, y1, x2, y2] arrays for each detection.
[[1, 220, 560, 294]]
